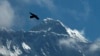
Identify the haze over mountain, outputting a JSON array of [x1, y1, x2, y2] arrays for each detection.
[[0, 18, 100, 56]]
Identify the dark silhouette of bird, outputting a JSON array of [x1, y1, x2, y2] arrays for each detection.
[[29, 12, 39, 20]]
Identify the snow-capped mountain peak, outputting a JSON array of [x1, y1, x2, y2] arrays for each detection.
[[0, 18, 99, 56], [32, 18, 88, 43], [31, 18, 68, 34]]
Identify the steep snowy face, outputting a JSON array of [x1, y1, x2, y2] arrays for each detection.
[[66, 28, 88, 43]]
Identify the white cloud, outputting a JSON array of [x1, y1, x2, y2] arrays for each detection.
[[89, 38, 100, 52], [59, 38, 77, 48], [0, 0, 14, 28]]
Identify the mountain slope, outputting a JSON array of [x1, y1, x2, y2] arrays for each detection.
[[0, 18, 99, 56]]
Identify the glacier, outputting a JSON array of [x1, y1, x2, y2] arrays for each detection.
[[0, 18, 100, 56]]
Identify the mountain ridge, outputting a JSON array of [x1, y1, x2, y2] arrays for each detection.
[[0, 18, 99, 56]]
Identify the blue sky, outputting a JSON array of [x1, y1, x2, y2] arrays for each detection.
[[0, 0, 100, 41]]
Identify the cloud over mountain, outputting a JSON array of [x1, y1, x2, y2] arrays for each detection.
[[0, 0, 14, 28]]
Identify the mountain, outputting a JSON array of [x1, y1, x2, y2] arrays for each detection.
[[0, 18, 99, 56]]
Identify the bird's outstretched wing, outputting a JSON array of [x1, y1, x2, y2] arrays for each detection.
[[29, 12, 39, 20]]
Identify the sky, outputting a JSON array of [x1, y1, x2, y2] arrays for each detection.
[[0, 0, 100, 41]]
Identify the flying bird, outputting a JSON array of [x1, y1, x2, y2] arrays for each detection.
[[30, 12, 39, 20]]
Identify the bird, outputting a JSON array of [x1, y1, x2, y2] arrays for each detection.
[[29, 12, 39, 20]]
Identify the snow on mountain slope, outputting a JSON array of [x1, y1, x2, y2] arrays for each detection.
[[22, 42, 31, 52], [0, 18, 99, 56], [0, 40, 22, 56], [66, 28, 88, 43]]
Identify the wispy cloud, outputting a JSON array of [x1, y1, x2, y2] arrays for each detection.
[[89, 38, 100, 52], [59, 38, 77, 48], [67, 1, 91, 21], [36, 0, 56, 11], [81, 0, 91, 19], [0, 0, 14, 28], [22, 0, 56, 12], [59, 27, 88, 48], [59, 29, 100, 55]]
